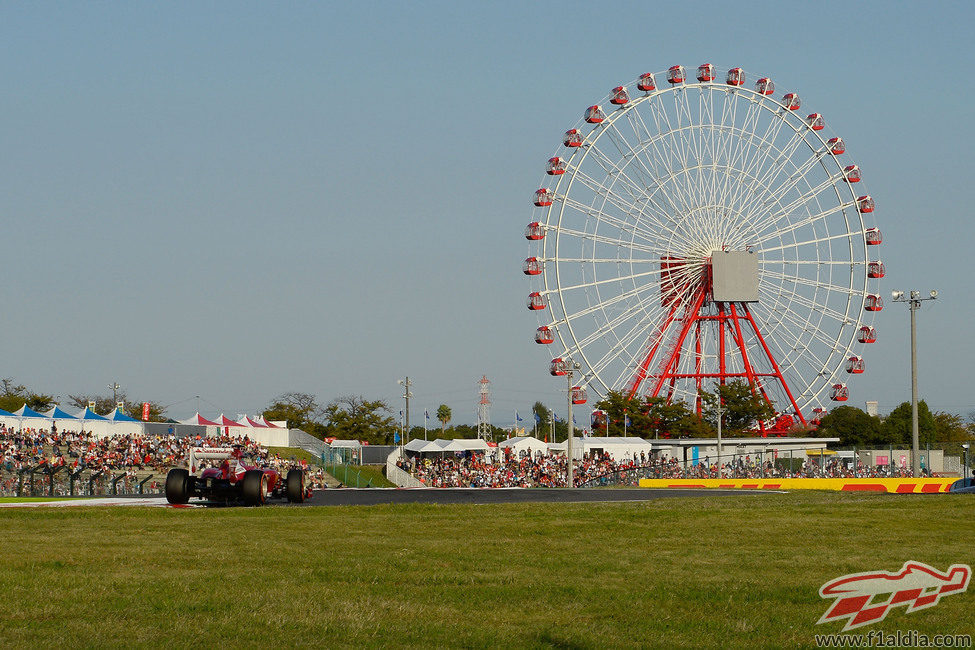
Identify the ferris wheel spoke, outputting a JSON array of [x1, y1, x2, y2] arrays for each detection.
[[607, 119, 700, 222], [551, 222, 663, 255], [755, 303, 838, 385], [585, 139, 691, 226], [575, 295, 668, 373], [638, 99, 708, 215], [673, 89, 708, 210], [644, 95, 699, 214], [758, 284, 843, 349], [748, 171, 845, 236], [769, 288, 854, 329], [761, 269, 861, 299], [740, 111, 809, 194], [726, 111, 807, 221], [546, 256, 659, 265], [554, 277, 657, 322], [760, 259, 863, 266], [757, 211, 858, 251], [554, 266, 668, 294], [556, 198, 692, 252], [568, 168, 695, 248]]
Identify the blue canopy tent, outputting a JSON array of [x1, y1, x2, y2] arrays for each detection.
[[13, 405, 46, 419], [0, 408, 12, 417], [74, 407, 108, 421], [106, 408, 140, 422], [41, 406, 79, 420]]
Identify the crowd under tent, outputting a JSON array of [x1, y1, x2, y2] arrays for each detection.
[[403, 438, 492, 458], [0, 405, 294, 445], [652, 437, 841, 468]]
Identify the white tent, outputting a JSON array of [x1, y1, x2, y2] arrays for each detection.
[[499, 436, 548, 458], [404, 439, 438, 453], [548, 436, 653, 462], [405, 438, 489, 455], [451, 438, 490, 452]]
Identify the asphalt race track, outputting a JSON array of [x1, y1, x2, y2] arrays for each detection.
[[301, 487, 779, 507]]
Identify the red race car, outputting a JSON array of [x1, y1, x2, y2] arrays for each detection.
[[165, 447, 309, 506]]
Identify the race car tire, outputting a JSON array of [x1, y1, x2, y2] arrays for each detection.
[[165, 468, 191, 504], [242, 470, 267, 506], [286, 469, 305, 503]]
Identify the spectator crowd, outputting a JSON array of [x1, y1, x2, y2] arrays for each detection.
[[397, 449, 919, 488], [0, 424, 327, 496]]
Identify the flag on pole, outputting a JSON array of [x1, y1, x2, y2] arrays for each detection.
[[625, 415, 631, 426], [572, 414, 577, 424], [516, 411, 523, 422], [534, 413, 541, 423], [424, 409, 429, 420], [394, 432, 401, 443]]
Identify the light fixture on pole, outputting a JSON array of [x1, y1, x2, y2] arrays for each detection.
[[890, 289, 938, 477]]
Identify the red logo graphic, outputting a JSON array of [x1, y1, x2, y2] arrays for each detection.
[[818, 561, 970, 631]]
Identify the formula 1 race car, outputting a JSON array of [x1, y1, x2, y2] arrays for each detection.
[[165, 446, 309, 506]]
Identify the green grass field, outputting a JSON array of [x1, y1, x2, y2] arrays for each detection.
[[0, 492, 971, 648]]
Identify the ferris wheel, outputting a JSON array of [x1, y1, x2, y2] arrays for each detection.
[[524, 64, 882, 430]]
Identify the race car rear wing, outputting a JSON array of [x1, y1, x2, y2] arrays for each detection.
[[188, 447, 236, 473]]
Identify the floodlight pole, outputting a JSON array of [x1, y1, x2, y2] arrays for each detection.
[[891, 290, 937, 477], [565, 360, 581, 488], [963, 444, 970, 482], [398, 377, 413, 449], [716, 397, 723, 471]]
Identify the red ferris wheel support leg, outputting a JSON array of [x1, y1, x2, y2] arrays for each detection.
[[649, 288, 708, 400], [727, 302, 768, 436], [626, 300, 681, 398], [740, 305, 807, 427]]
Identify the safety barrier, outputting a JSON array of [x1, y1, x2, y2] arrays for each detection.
[[1, 468, 165, 497], [637, 478, 959, 493]]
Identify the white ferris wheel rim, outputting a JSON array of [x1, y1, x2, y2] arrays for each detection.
[[527, 65, 880, 415]]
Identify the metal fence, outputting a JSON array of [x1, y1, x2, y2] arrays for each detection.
[[0, 467, 165, 498]]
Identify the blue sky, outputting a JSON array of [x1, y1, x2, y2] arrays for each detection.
[[1, 1, 973, 424]]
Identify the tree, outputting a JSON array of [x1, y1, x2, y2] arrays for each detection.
[[323, 395, 398, 445], [436, 404, 451, 436], [700, 381, 776, 436], [592, 390, 712, 439], [815, 405, 883, 447], [531, 401, 551, 437], [881, 401, 937, 446], [262, 392, 324, 432], [67, 393, 166, 420], [0, 378, 53, 413], [932, 411, 975, 456]]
